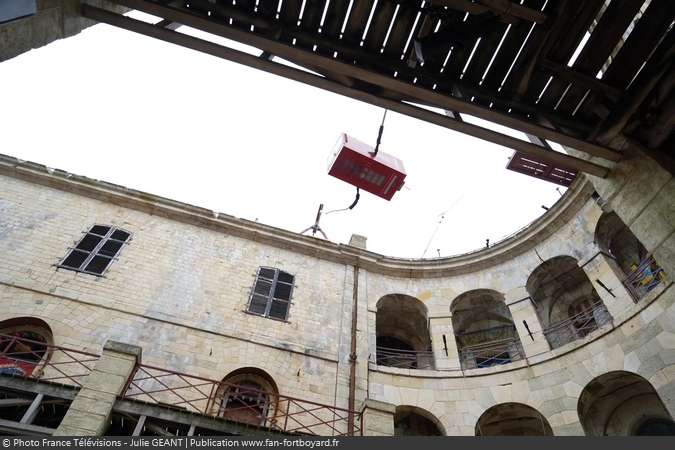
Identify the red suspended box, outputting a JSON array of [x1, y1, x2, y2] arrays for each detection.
[[327, 133, 406, 201]]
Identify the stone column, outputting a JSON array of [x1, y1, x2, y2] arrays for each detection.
[[505, 288, 550, 357], [54, 341, 142, 436], [360, 398, 396, 436], [429, 316, 460, 371], [578, 249, 637, 323]]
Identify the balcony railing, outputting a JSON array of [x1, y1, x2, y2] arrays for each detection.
[[0, 333, 100, 387], [622, 255, 666, 301], [123, 364, 362, 436], [543, 300, 612, 349], [375, 347, 435, 370], [458, 337, 524, 370]]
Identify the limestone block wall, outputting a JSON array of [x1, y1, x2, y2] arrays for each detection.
[[1, 146, 674, 436], [0, 0, 128, 63], [0, 162, 354, 408]]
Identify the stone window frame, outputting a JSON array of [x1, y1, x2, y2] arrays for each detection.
[[58, 224, 131, 276], [245, 267, 295, 320]]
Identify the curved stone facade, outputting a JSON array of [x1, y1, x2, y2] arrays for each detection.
[[0, 139, 673, 435]]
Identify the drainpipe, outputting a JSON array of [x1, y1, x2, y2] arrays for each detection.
[[348, 266, 359, 435]]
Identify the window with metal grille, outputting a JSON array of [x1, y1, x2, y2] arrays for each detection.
[[246, 267, 294, 320], [59, 225, 131, 276]]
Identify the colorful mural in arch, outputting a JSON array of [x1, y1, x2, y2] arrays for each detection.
[[0, 331, 48, 376]]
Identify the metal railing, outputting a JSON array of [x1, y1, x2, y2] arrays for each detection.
[[0, 333, 100, 387], [123, 364, 362, 436], [622, 255, 666, 301], [543, 301, 612, 349], [375, 347, 435, 370], [458, 338, 524, 370]]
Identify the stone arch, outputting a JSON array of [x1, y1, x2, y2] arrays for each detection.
[[0, 317, 54, 377], [394, 405, 444, 436], [475, 403, 553, 436], [375, 294, 434, 370], [595, 211, 666, 300], [450, 289, 524, 370], [578, 371, 675, 436], [215, 367, 280, 427], [526, 255, 611, 349]]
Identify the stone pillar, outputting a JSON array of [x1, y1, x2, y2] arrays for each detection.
[[429, 316, 460, 371], [567, 137, 675, 281], [578, 249, 637, 322], [505, 288, 550, 357], [360, 398, 396, 436], [54, 341, 142, 436]]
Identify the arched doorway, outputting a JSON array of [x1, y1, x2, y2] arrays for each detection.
[[578, 371, 675, 435], [216, 368, 279, 427], [375, 294, 434, 370], [394, 406, 444, 436], [0, 317, 53, 377], [527, 256, 611, 349], [595, 211, 666, 301], [451, 290, 524, 370], [476, 403, 553, 436]]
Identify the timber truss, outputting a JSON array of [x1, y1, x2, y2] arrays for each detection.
[[83, 0, 675, 178]]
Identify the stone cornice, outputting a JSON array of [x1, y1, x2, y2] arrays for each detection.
[[0, 154, 593, 278]]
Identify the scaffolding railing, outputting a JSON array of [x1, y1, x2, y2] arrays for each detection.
[[0, 333, 100, 387], [123, 363, 362, 436], [622, 255, 666, 301], [375, 346, 435, 370], [458, 337, 524, 370], [543, 301, 612, 349]]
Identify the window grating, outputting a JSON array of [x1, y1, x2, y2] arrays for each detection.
[[246, 267, 295, 320], [59, 225, 131, 276]]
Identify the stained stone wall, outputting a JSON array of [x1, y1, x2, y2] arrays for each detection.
[[0, 146, 674, 435]]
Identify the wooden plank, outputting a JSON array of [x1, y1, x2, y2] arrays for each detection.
[[279, 0, 303, 26], [479, 5, 538, 91], [500, 0, 568, 98], [20, 393, 44, 424], [555, 0, 644, 115], [541, 60, 622, 98], [91, 1, 621, 162], [593, 29, 675, 145], [300, 0, 327, 33], [321, 0, 351, 38], [382, 2, 419, 60], [0, 418, 54, 436], [362, 0, 397, 54], [460, 21, 509, 86], [601, 0, 675, 90], [343, 0, 376, 46], [429, 0, 547, 24]]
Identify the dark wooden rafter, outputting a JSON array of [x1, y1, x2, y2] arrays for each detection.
[[88, 0, 620, 165], [82, 4, 610, 178], [83, 0, 675, 178]]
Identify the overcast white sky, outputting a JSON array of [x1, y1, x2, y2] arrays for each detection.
[[0, 13, 567, 258]]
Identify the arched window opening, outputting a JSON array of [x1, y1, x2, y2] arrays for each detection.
[[0, 317, 53, 377], [476, 403, 553, 436], [578, 371, 675, 436], [375, 294, 434, 370], [451, 290, 524, 370], [376, 336, 417, 368], [394, 406, 444, 436], [634, 418, 675, 436], [216, 368, 279, 428], [595, 211, 666, 301], [527, 256, 612, 349]]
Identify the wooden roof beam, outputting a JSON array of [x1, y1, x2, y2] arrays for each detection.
[[428, 0, 549, 25], [96, 0, 620, 162], [593, 28, 675, 145], [83, 4, 610, 179]]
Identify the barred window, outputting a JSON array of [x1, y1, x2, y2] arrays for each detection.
[[59, 225, 131, 276], [246, 267, 294, 320]]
